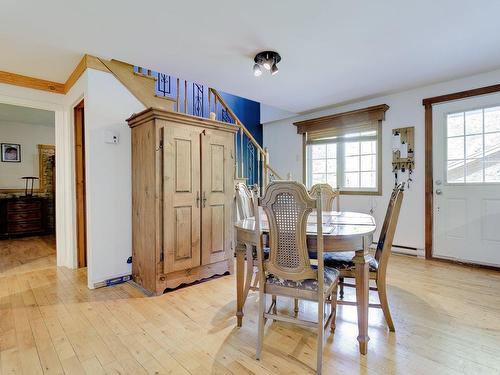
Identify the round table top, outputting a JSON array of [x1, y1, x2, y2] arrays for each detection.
[[235, 208, 376, 240]]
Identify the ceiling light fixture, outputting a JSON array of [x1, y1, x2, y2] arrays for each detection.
[[253, 51, 281, 77]]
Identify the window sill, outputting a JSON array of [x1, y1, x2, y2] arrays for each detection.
[[340, 189, 382, 196]]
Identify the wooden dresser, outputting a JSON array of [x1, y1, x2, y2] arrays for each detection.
[[0, 197, 47, 238], [127, 108, 237, 295]]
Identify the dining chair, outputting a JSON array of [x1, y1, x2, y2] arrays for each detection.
[[253, 181, 339, 374], [235, 182, 255, 221], [309, 183, 340, 211], [324, 183, 405, 332]]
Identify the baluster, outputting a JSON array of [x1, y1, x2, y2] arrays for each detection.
[[184, 80, 188, 113], [257, 150, 261, 192], [240, 127, 244, 179], [208, 89, 211, 115], [214, 95, 218, 121], [176, 78, 180, 112]]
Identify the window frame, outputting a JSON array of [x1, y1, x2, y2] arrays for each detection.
[[303, 127, 382, 196]]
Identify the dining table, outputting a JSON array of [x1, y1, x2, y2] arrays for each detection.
[[234, 208, 376, 355]]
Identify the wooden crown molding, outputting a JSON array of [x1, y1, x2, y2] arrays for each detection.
[[294, 104, 389, 134], [0, 71, 65, 94], [0, 54, 108, 95]]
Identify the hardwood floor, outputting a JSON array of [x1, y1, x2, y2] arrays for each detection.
[[0, 243, 499, 374], [0, 235, 56, 275]]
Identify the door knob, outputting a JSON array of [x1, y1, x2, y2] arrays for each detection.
[[435, 189, 442, 195]]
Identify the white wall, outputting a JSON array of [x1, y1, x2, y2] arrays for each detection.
[[263, 68, 500, 251], [0, 120, 54, 189], [84, 69, 144, 288]]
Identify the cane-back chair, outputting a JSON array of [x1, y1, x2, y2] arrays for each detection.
[[253, 181, 339, 374]]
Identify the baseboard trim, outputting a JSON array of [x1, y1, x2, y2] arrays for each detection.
[[429, 255, 500, 271]]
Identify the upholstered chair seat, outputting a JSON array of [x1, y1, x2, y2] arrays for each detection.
[[323, 252, 379, 272]]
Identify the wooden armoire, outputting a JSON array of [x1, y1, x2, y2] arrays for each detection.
[[127, 108, 237, 295]]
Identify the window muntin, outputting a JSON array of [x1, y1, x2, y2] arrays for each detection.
[[446, 106, 500, 184]]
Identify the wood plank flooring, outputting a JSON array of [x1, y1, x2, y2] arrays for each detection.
[[0, 237, 499, 374]]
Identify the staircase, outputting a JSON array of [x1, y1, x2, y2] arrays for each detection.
[[131, 64, 282, 192], [94, 57, 282, 191]]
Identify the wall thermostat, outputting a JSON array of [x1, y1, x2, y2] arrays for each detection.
[[104, 130, 120, 144]]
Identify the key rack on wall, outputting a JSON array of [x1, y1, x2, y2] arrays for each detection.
[[392, 126, 415, 171]]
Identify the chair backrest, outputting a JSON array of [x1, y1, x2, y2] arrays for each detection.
[[235, 182, 254, 221], [309, 183, 340, 211], [258, 181, 322, 282], [374, 183, 405, 271]]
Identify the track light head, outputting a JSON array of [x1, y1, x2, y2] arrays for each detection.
[[270, 63, 279, 76], [253, 63, 262, 77]]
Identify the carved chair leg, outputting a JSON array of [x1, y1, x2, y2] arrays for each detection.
[[330, 283, 338, 332], [376, 278, 395, 332], [256, 292, 266, 360], [294, 298, 299, 316], [317, 294, 324, 375], [339, 277, 345, 299]]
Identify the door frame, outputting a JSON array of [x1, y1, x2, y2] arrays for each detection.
[[422, 83, 500, 265], [74, 100, 87, 268]]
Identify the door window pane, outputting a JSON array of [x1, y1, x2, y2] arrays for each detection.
[[447, 137, 464, 160], [447, 160, 465, 183], [447, 113, 464, 137], [465, 110, 483, 135], [446, 105, 500, 184], [466, 135, 483, 158], [484, 106, 500, 133], [485, 161, 500, 182]]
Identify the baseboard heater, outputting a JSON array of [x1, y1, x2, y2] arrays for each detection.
[[371, 242, 422, 256], [92, 274, 132, 289]]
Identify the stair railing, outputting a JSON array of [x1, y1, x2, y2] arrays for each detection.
[[208, 88, 281, 192], [134, 66, 282, 192]]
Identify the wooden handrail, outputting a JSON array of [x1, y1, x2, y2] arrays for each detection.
[[209, 88, 265, 155]]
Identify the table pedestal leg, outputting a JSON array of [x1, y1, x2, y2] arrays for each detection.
[[236, 244, 245, 327], [354, 235, 370, 354]]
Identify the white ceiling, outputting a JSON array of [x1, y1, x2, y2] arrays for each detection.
[[0, 103, 55, 126], [2, 0, 500, 113]]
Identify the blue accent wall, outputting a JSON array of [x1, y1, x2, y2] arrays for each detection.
[[220, 92, 262, 146]]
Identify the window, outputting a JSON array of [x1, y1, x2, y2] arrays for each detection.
[[446, 106, 500, 183], [295, 104, 388, 195], [307, 131, 379, 193]]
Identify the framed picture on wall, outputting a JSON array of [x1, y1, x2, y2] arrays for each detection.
[[1, 143, 21, 162]]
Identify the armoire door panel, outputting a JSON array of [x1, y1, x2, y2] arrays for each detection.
[[174, 206, 193, 260], [201, 130, 234, 265], [164, 124, 201, 273], [175, 139, 192, 192], [210, 144, 225, 192], [210, 204, 225, 254]]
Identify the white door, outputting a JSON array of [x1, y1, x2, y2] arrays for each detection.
[[433, 93, 500, 266]]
